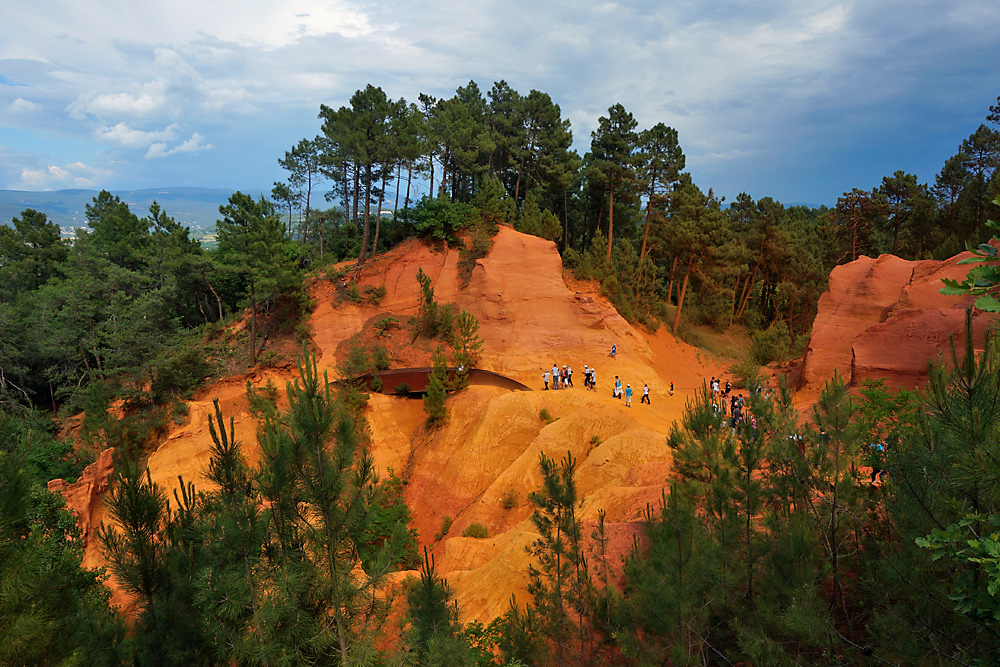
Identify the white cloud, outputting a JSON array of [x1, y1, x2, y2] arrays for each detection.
[[8, 98, 39, 113], [19, 161, 111, 190], [146, 133, 212, 159], [94, 122, 179, 149]]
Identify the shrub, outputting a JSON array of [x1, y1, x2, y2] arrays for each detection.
[[728, 355, 763, 390], [751, 320, 792, 365], [360, 468, 420, 570], [423, 346, 449, 428], [500, 488, 519, 510], [394, 383, 412, 394], [372, 345, 391, 371], [407, 196, 476, 244], [539, 408, 555, 425], [373, 315, 398, 338], [462, 523, 489, 539], [434, 515, 454, 541], [370, 375, 383, 393], [150, 344, 212, 401], [345, 281, 363, 303], [515, 195, 562, 244], [364, 284, 387, 305]]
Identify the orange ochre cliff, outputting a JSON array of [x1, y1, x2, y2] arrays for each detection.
[[49, 227, 996, 623]]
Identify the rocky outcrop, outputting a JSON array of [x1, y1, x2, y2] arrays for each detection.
[[801, 250, 997, 394], [48, 447, 115, 569]]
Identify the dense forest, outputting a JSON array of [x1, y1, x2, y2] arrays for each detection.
[[2, 83, 1000, 665]]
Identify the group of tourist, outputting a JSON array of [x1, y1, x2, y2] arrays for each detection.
[[539, 346, 661, 410], [542, 363, 574, 390]]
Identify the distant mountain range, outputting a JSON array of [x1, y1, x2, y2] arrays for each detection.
[[0, 187, 266, 236]]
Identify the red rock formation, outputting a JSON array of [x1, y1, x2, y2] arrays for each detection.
[[800, 250, 997, 395], [48, 447, 115, 570]]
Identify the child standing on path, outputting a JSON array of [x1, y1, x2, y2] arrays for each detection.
[[625, 384, 633, 407], [641, 383, 650, 404]]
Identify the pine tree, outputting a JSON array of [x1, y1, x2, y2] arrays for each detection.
[[424, 346, 449, 427], [526, 451, 593, 666]]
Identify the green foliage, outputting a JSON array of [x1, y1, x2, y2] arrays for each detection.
[[941, 196, 1000, 311], [526, 451, 594, 665], [0, 448, 122, 664], [345, 280, 363, 303], [538, 408, 554, 425], [458, 222, 494, 287], [0, 408, 89, 483], [500, 487, 519, 510], [394, 382, 412, 394], [473, 173, 515, 231], [516, 194, 562, 244], [361, 468, 420, 570], [424, 346, 449, 428], [404, 196, 476, 244], [462, 523, 489, 538], [405, 548, 464, 663], [372, 344, 392, 371], [413, 267, 455, 341], [750, 319, 792, 365], [374, 314, 399, 337], [150, 342, 213, 401], [364, 284, 387, 305], [434, 516, 453, 541]]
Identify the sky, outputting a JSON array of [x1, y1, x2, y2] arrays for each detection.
[[1, 0, 998, 207]]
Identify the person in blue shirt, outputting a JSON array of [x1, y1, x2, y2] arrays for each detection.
[[625, 384, 633, 407]]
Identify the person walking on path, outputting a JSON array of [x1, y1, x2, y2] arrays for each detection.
[[669, 382, 674, 396], [567, 366, 573, 388], [625, 384, 633, 407], [641, 383, 650, 404], [543, 371, 550, 390], [610, 344, 617, 359], [614, 376, 622, 399], [590, 368, 596, 391]]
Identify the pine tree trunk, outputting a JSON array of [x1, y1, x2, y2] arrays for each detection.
[[406, 161, 413, 209], [640, 175, 655, 263], [249, 277, 258, 366], [667, 256, 677, 305], [393, 162, 401, 223], [672, 255, 692, 333], [359, 164, 372, 264], [606, 173, 615, 263], [373, 172, 387, 258]]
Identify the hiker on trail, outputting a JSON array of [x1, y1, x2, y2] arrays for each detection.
[[725, 379, 731, 396], [552, 364, 560, 389], [867, 443, 886, 483], [589, 368, 596, 391], [543, 370, 550, 390], [610, 344, 617, 359], [567, 366, 573, 388], [669, 382, 674, 396], [641, 383, 650, 404], [614, 376, 622, 399], [625, 384, 633, 407]]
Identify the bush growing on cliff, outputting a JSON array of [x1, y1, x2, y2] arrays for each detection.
[[424, 346, 449, 428]]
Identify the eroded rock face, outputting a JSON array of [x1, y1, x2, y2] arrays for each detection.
[[801, 250, 997, 394], [48, 447, 115, 569]]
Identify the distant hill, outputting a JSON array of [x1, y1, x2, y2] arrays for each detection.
[[0, 187, 266, 237]]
